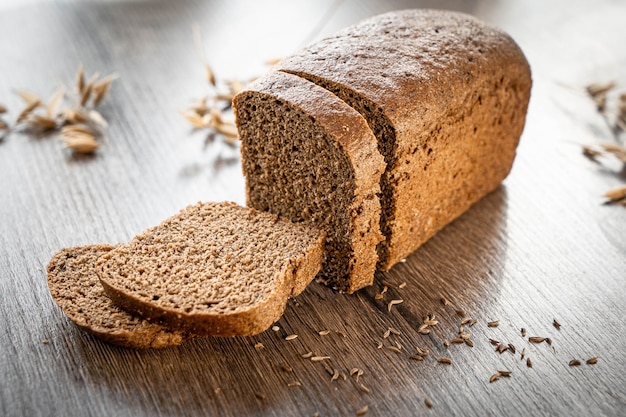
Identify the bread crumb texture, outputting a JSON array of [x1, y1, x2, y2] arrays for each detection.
[[47, 244, 186, 348], [97, 202, 325, 336]]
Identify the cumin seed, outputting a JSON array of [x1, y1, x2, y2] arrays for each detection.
[[497, 370, 512, 377], [450, 338, 464, 344], [301, 352, 313, 359], [388, 299, 403, 312], [438, 357, 452, 364], [529, 336, 546, 344], [398, 282, 407, 289], [526, 358, 533, 368], [254, 342, 264, 350], [310, 356, 331, 362], [359, 384, 371, 393], [521, 328, 527, 337], [386, 346, 401, 353], [489, 373, 500, 383], [410, 354, 424, 361], [465, 339, 474, 347], [318, 330, 331, 336], [285, 334, 298, 341], [569, 359, 581, 366], [356, 405, 368, 416], [487, 320, 499, 328], [255, 392, 266, 400], [287, 381, 301, 387], [553, 319, 561, 330], [586, 357, 598, 365], [508, 343, 516, 354], [424, 397, 433, 409]]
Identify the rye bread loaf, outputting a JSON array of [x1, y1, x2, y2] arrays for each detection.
[[47, 244, 187, 349], [276, 9, 532, 270], [97, 201, 325, 336], [233, 71, 385, 293]]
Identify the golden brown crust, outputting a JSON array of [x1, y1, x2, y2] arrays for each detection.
[[277, 9, 532, 269], [235, 72, 385, 292]]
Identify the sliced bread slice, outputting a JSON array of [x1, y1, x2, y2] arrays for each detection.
[[96, 201, 325, 337], [233, 71, 385, 293], [47, 244, 188, 349]]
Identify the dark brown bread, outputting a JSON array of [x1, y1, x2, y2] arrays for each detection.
[[47, 244, 187, 349], [97, 202, 326, 336], [233, 71, 385, 293], [277, 9, 532, 270]]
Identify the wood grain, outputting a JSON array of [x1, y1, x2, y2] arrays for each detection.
[[1, 1, 625, 416]]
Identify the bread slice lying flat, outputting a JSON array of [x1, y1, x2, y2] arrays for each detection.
[[97, 202, 325, 337], [47, 244, 188, 349], [234, 71, 385, 293], [272, 9, 532, 271]]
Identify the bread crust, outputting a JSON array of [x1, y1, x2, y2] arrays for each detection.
[[277, 9, 532, 269], [235, 72, 385, 292]]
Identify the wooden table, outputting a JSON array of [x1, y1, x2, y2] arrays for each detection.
[[1, 1, 624, 416]]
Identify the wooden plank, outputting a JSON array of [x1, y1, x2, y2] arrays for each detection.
[[0, 1, 624, 416]]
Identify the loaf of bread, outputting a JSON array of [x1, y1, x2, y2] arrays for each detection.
[[233, 71, 385, 293], [97, 201, 326, 337], [47, 244, 188, 348], [235, 9, 531, 290]]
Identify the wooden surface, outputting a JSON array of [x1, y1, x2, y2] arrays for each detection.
[[1, 1, 625, 416]]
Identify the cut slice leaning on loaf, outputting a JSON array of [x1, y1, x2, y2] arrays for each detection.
[[233, 71, 385, 293], [97, 202, 325, 337], [275, 9, 532, 271], [47, 244, 188, 349]]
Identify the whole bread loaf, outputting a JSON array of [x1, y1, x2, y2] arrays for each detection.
[[234, 71, 385, 293], [276, 9, 532, 270], [96, 202, 326, 336], [47, 244, 188, 349]]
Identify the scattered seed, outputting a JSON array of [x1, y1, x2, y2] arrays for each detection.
[[311, 356, 331, 362], [438, 357, 452, 364], [489, 338, 500, 346], [356, 405, 368, 416], [443, 340, 449, 348], [377, 341, 383, 349], [381, 285, 388, 295], [497, 370, 512, 377], [604, 185, 626, 202], [489, 373, 500, 383], [398, 282, 407, 289], [410, 355, 424, 361], [285, 334, 298, 341], [319, 330, 331, 336], [450, 338, 464, 344], [418, 327, 431, 335], [569, 359, 581, 367], [508, 343, 516, 354], [526, 358, 533, 368], [424, 397, 433, 409], [287, 381, 301, 387], [469, 319, 478, 327], [423, 319, 439, 326], [416, 346, 429, 356], [587, 81, 615, 97], [61, 133, 99, 154], [586, 357, 598, 365], [529, 337, 546, 344], [281, 364, 292, 372], [465, 339, 474, 347], [455, 309, 466, 316], [386, 346, 401, 353], [301, 352, 313, 359], [460, 332, 471, 340], [545, 338, 553, 347], [271, 325, 280, 331], [388, 299, 403, 312], [16, 100, 41, 123], [254, 342, 264, 350], [521, 347, 526, 360], [383, 329, 391, 339], [374, 293, 383, 300], [42, 339, 49, 345], [255, 392, 266, 400], [461, 317, 472, 325], [331, 369, 340, 382], [359, 383, 371, 393], [15, 90, 42, 106], [441, 297, 449, 306], [487, 320, 499, 328], [553, 319, 561, 330], [521, 328, 527, 337]]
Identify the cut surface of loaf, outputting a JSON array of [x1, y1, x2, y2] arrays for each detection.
[[46, 244, 187, 349], [97, 202, 325, 336], [233, 71, 385, 293], [277, 9, 532, 270]]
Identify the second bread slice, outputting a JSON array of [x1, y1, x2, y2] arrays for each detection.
[[96, 201, 325, 337]]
